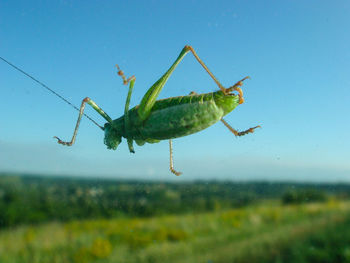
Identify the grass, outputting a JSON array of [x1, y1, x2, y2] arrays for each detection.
[[0, 199, 349, 263]]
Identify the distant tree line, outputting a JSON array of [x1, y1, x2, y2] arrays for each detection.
[[281, 189, 327, 204], [0, 173, 349, 228]]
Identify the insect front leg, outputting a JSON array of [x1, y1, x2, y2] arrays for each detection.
[[116, 65, 137, 153], [169, 139, 181, 176], [221, 118, 261, 137], [54, 97, 112, 146]]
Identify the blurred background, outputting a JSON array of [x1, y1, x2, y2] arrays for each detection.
[[1, 1, 349, 262]]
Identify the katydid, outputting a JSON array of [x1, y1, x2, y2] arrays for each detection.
[[1, 46, 260, 176], [54, 46, 260, 176]]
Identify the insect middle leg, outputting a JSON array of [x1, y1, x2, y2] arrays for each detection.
[[169, 139, 181, 176], [221, 118, 261, 137], [54, 97, 112, 146]]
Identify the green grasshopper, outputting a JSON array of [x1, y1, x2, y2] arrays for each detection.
[[54, 46, 260, 176]]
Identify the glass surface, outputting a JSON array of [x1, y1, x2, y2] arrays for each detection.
[[1, 1, 349, 262]]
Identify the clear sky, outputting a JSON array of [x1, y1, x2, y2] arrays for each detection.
[[1, 0, 349, 181]]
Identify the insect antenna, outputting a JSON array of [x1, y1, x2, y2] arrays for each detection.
[[0, 56, 103, 130]]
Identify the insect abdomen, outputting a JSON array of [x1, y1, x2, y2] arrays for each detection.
[[137, 93, 224, 140], [115, 91, 239, 141]]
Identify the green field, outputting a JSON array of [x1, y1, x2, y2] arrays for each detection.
[[1, 175, 350, 262], [1, 200, 349, 263]]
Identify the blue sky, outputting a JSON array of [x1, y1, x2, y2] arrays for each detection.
[[1, 0, 349, 181]]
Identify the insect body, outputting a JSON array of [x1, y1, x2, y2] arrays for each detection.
[[54, 46, 260, 176], [106, 90, 239, 146]]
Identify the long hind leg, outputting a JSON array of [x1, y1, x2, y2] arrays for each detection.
[[54, 98, 112, 146], [138, 45, 227, 121]]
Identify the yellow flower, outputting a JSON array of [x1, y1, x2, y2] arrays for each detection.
[[90, 238, 112, 259]]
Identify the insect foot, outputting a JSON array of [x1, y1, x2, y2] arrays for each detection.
[[221, 119, 261, 137], [236, 125, 262, 136], [171, 169, 182, 176], [115, 64, 135, 85], [53, 136, 73, 146]]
